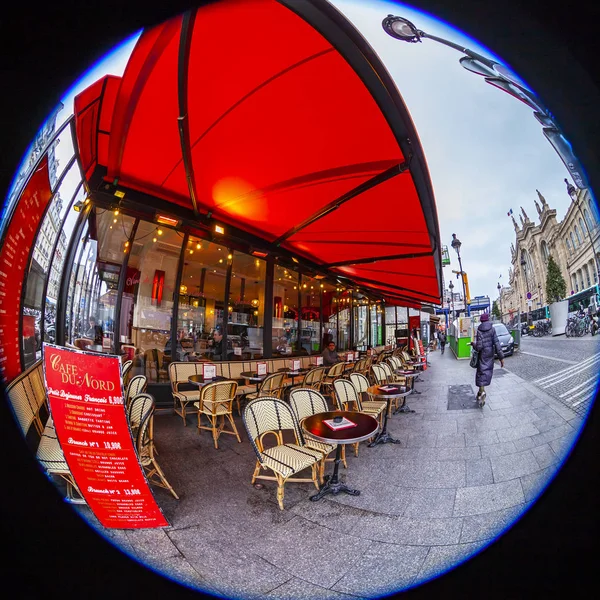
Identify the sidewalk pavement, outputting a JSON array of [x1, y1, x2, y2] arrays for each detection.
[[75, 350, 584, 600]]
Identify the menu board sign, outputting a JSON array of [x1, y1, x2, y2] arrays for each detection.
[[315, 356, 323, 366], [43, 344, 168, 529], [203, 363, 217, 380], [234, 347, 242, 356], [289, 359, 300, 372], [256, 361, 268, 376], [0, 157, 52, 384], [346, 352, 354, 362]]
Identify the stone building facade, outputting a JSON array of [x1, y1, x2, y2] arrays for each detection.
[[500, 185, 600, 318]]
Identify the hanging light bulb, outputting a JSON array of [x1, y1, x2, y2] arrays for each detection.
[[124, 241, 129, 247], [113, 218, 117, 223], [114, 208, 119, 216], [152, 237, 157, 243], [189, 249, 194, 254], [157, 228, 163, 236], [228, 253, 233, 260], [196, 243, 201, 250]]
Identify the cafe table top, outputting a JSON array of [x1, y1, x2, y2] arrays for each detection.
[[366, 384, 412, 399], [302, 411, 379, 444]]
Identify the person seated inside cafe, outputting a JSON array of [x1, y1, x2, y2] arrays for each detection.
[[210, 325, 224, 361], [322, 341, 341, 366], [85, 316, 103, 344]]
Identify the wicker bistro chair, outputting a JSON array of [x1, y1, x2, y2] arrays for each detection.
[[127, 391, 155, 441], [125, 374, 148, 410], [370, 364, 389, 386], [333, 378, 383, 455], [370, 364, 406, 413], [288, 387, 341, 480], [133, 393, 179, 499], [300, 366, 328, 392], [242, 397, 323, 510], [382, 361, 407, 386], [5, 361, 85, 504], [244, 372, 287, 402], [349, 372, 388, 417], [122, 359, 133, 387], [168, 361, 204, 425], [194, 380, 241, 449], [320, 361, 346, 402]]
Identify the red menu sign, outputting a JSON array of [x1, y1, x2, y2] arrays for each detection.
[[43, 344, 168, 529], [0, 157, 53, 384]]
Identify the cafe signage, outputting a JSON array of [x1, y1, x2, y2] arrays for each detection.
[[43, 344, 168, 529]]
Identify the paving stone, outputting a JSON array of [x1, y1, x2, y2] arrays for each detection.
[[169, 525, 292, 597], [505, 409, 541, 426], [431, 446, 482, 461], [258, 517, 373, 588], [402, 488, 457, 518], [549, 435, 578, 459], [383, 516, 464, 545], [496, 422, 541, 443], [265, 577, 360, 600], [459, 504, 529, 543], [125, 528, 181, 561], [531, 443, 559, 469], [464, 429, 500, 447], [331, 542, 429, 597], [436, 433, 466, 448], [465, 458, 494, 486], [414, 541, 488, 585], [453, 479, 525, 516], [512, 436, 536, 451], [519, 466, 559, 502], [480, 441, 518, 458], [532, 415, 569, 433], [486, 398, 513, 410], [405, 432, 438, 448], [385, 459, 466, 489], [490, 450, 542, 482], [476, 415, 512, 431]]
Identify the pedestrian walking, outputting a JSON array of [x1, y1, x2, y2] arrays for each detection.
[[472, 313, 504, 407], [438, 330, 447, 354]]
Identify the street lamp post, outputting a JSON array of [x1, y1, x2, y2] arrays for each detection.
[[497, 282, 502, 321], [451, 234, 469, 316], [382, 14, 590, 191], [521, 254, 530, 324], [448, 280, 455, 326]]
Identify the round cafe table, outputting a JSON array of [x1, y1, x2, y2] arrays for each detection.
[[240, 371, 266, 394], [366, 384, 412, 445], [394, 369, 420, 399], [302, 411, 379, 501], [277, 366, 308, 386]]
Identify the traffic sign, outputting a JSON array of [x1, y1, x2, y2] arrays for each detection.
[[526, 292, 532, 299]]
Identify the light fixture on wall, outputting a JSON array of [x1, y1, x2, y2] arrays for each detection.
[[251, 298, 259, 307], [180, 284, 188, 294]]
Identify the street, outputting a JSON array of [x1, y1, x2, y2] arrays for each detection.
[[503, 333, 600, 417]]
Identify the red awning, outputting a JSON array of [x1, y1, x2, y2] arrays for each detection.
[[74, 0, 442, 307]]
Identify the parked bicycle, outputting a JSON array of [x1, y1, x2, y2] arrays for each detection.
[[532, 320, 552, 337], [565, 313, 589, 337]]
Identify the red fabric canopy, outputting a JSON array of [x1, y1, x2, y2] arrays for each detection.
[[74, 0, 442, 307]]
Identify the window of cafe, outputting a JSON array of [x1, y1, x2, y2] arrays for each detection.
[[385, 306, 397, 346], [320, 280, 338, 349], [337, 289, 351, 351], [272, 264, 299, 355], [66, 209, 136, 352], [229, 252, 266, 359], [122, 220, 183, 380], [297, 273, 322, 355]]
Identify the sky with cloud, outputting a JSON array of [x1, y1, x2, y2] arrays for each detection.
[[15, 0, 580, 308], [330, 0, 577, 304]]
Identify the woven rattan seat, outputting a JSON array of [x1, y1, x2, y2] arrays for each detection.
[[289, 387, 340, 478], [242, 396, 322, 510], [193, 380, 241, 449], [168, 361, 205, 425]]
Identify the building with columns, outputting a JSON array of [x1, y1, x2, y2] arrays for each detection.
[[500, 185, 600, 319]]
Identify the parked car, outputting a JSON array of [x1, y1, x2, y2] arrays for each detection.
[[493, 323, 515, 357]]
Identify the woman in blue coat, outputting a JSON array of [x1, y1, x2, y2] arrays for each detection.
[[473, 313, 504, 407]]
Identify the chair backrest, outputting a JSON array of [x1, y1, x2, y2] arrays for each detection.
[[122, 359, 133, 381], [371, 364, 388, 385], [128, 392, 155, 437], [349, 372, 369, 394], [302, 366, 327, 388], [325, 361, 345, 379], [333, 378, 362, 411], [289, 387, 329, 423], [242, 397, 303, 457], [258, 372, 286, 398], [200, 380, 238, 408], [134, 394, 156, 462], [352, 358, 366, 373], [380, 362, 394, 381], [5, 359, 47, 437], [168, 361, 203, 392], [387, 356, 401, 370], [125, 374, 148, 409]]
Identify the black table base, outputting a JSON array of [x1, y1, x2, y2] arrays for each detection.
[[310, 445, 360, 500]]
